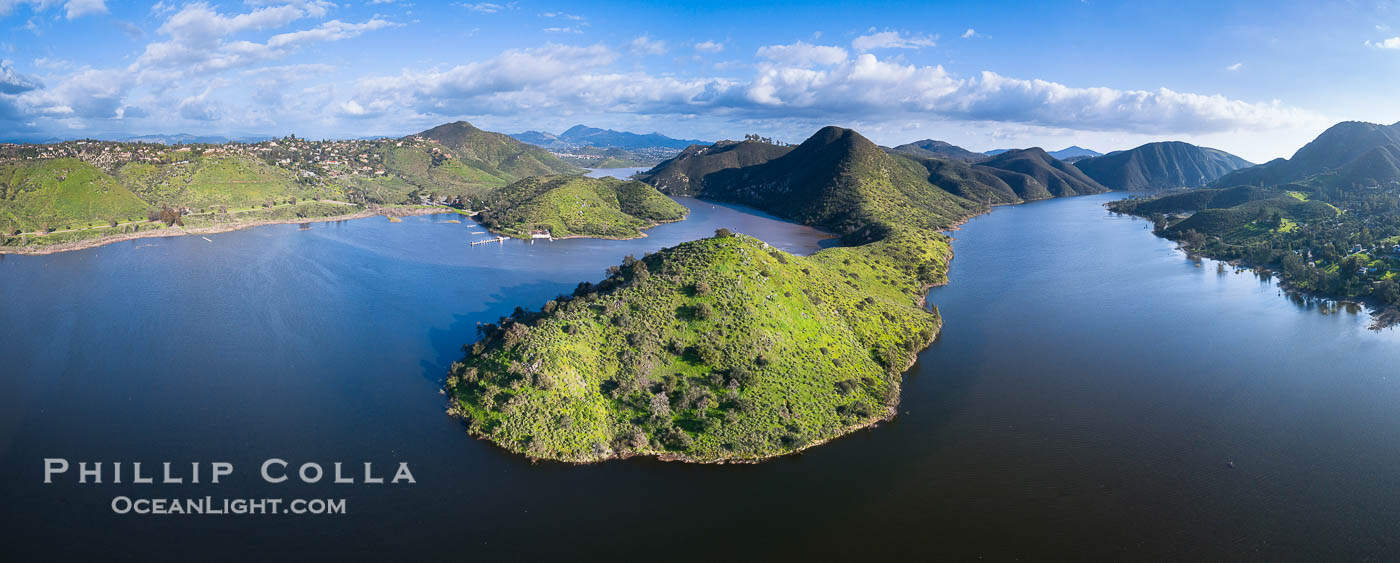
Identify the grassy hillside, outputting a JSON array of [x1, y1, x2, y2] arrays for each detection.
[[415, 121, 582, 180], [475, 175, 687, 239], [448, 231, 945, 461], [0, 158, 149, 233]]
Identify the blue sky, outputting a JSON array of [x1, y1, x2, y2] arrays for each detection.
[[1, 0, 1398, 161]]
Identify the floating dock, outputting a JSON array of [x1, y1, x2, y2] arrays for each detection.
[[470, 236, 506, 246]]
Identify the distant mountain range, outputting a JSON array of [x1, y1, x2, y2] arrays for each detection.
[[122, 133, 276, 145], [1214, 120, 1400, 189], [889, 140, 989, 162], [510, 125, 705, 150], [985, 146, 1103, 160], [1074, 141, 1254, 190]]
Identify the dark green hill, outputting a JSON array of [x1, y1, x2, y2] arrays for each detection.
[[904, 155, 1023, 205], [1075, 141, 1253, 190], [889, 139, 988, 163], [977, 148, 1109, 197], [474, 175, 687, 239], [637, 140, 794, 196], [685, 126, 981, 236], [413, 121, 583, 180], [1215, 121, 1400, 188]]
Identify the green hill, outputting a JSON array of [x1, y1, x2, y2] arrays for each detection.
[[413, 121, 582, 180], [118, 155, 320, 209], [0, 158, 148, 233], [1074, 141, 1253, 190], [977, 148, 1109, 197], [475, 175, 687, 239], [693, 126, 981, 236], [447, 231, 945, 461], [637, 140, 794, 196], [1215, 121, 1400, 189]]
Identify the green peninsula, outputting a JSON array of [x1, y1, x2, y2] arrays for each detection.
[[474, 175, 687, 240], [447, 126, 1103, 462]]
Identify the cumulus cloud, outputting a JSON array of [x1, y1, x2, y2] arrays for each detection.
[[1225, 62, 1243, 71], [178, 90, 219, 121], [961, 28, 987, 39], [851, 30, 936, 51], [629, 35, 666, 55], [0, 59, 42, 94], [756, 41, 847, 66], [336, 42, 1318, 137], [136, 3, 395, 78], [694, 40, 724, 53], [1367, 36, 1400, 49]]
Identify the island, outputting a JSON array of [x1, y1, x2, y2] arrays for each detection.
[[446, 126, 1107, 462], [473, 175, 687, 240]]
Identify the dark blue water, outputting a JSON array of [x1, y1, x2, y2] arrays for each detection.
[[2, 193, 1398, 560]]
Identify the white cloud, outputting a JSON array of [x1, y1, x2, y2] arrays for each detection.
[[178, 90, 219, 121], [540, 11, 584, 21], [266, 18, 397, 48], [64, 0, 106, 19], [694, 40, 724, 53], [459, 2, 511, 13], [961, 28, 988, 39], [343, 43, 1319, 138], [852, 30, 937, 51], [1367, 36, 1400, 49], [629, 35, 666, 55], [0, 59, 43, 94], [0, 0, 105, 19], [136, 4, 394, 77], [1225, 62, 1243, 71], [756, 41, 847, 66]]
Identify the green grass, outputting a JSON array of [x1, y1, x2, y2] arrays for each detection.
[[448, 233, 945, 461], [476, 175, 687, 239], [0, 158, 148, 233]]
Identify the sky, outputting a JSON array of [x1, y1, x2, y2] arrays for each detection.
[[1, 0, 1399, 162]]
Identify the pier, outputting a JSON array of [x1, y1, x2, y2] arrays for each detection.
[[470, 236, 506, 246]]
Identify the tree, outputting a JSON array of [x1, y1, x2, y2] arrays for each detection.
[[714, 228, 733, 238]]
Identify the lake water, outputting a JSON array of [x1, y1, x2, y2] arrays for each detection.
[[3, 193, 1399, 560], [584, 166, 650, 179]]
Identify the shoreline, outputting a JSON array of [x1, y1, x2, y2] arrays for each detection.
[[471, 212, 689, 242], [0, 206, 450, 256], [1109, 203, 1400, 330]]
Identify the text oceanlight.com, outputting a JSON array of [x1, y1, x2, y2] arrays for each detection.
[[111, 496, 347, 515]]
